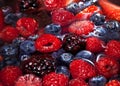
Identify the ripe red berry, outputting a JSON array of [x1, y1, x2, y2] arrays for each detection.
[[70, 59, 97, 80], [106, 80, 120, 86], [69, 78, 88, 86], [105, 40, 120, 60], [0, 66, 22, 86], [86, 37, 105, 53], [16, 17, 38, 37], [95, 56, 119, 78], [43, 72, 69, 86], [0, 9, 4, 31], [68, 20, 94, 36], [52, 9, 75, 26], [0, 26, 19, 42], [35, 34, 62, 53]]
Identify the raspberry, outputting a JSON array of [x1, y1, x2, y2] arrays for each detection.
[[68, 20, 94, 36], [43, 72, 69, 86], [15, 74, 42, 86], [35, 34, 62, 53], [0, 9, 4, 31], [105, 40, 120, 60], [106, 80, 120, 86], [0, 26, 19, 42], [52, 9, 75, 26], [70, 59, 97, 80], [86, 37, 105, 53], [0, 66, 22, 86], [69, 78, 88, 86], [16, 17, 38, 37], [95, 56, 119, 78]]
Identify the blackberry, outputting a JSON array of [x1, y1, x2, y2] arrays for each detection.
[[62, 34, 86, 54], [21, 54, 56, 77]]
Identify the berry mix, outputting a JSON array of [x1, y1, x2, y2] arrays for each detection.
[[0, 0, 120, 86]]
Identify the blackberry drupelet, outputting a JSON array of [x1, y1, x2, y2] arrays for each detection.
[[62, 34, 86, 54], [21, 54, 56, 77]]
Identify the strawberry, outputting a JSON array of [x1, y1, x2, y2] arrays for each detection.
[[86, 37, 105, 53], [95, 56, 119, 78], [35, 34, 62, 53], [0, 9, 4, 31], [42, 72, 69, 86], [75, 5, 102, 20], [52, 9, 75, 26], [0, 66, 22, 86], [44, 0, 79, 11], [0, 26, 19, 42], [99, 0, 120, 21], [106, 80, 120, 86], [105, 40, 120, 60], [15, 74, 42, 86], [0, 82, 3, 86], [16, 17, 38, 37], [69, 78, 88, 86], [68, 20, 94, 36], [70, 59, 97, 80]]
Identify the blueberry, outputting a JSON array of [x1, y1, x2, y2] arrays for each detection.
[[28, 34, 39, 40], [89, 75, 107, 86], [0, 39, 4, 47], [75, 50, 95, 62], [104, 20, 120, 32], [55, 66, 70, 78], [44, 23, 61, 35], [1, 6, 13, 16], [56, 53, 74, 66], [20, 54, 30, 61], [20, 40, 36, 54], [90, 12, 105, 25], [0, 44, 18, 58], [65, 2, 81, 14]]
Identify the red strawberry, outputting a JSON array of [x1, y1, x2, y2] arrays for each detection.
[[70, 59, 97, 80], [16, 17, 38, 37], [44, 0, 79, 11], [105, 40, 120, 60], [35, 34, 62, 53], [0, 82, 3, 86], [99, 0, 120, 21], [106, 80, 120, 86], [75, 5, 102, 20], [95, 56, 119, 78], [69, 78, 88, 86], [15, 74, 42, 86], [43, 72, 69, 86], [0, 9, 4, 31], [52, 9, 75, 26], [0, 66, 22, 86], [0, 26, 19, 42], [68, 20, 94, 36], [86, 37, 105, 53]]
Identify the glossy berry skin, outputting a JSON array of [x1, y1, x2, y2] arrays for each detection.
[[0, 9, 4, 31], [63, 34, 86, 54], [43, 72, 69, 86], [95, 56, 119, 78], [70, 59, 97, 80], [56, 53, 74, 66], [35, 34, 62, 53], [75, 50, 95, 62], [44, 23, 61, 35], [90, 12, 105, 25], [55, 66, 70, 78], [89, 75, 107, 86], [86, 37, 105, 53], [16, 17, 38, 37], [0, 66, 22, 86], [15, 74, 42, 86], [68, 20, 94, 36], [52, 9, 75, 26], [105, 40, 120, 59], [0, 44, 18, 58], [69, 78, 88, 86], [106, 80, 120, 86], [1, 26, 19, 42], [20, 40, 35, 54]]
